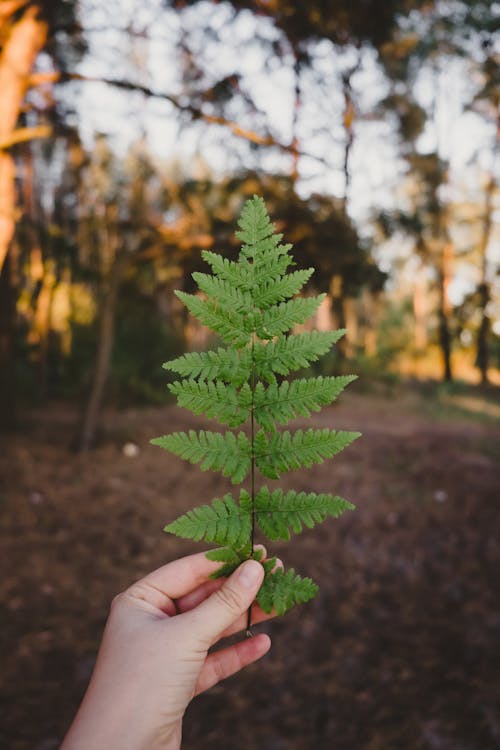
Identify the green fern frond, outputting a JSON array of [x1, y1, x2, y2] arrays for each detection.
[[257, 295, 326, 339], [255, 488, 355, 541], [151, 430, 251, 483], [165, 492, 252, 548], [256, 568, 319, 615], [254, 428, 361, 479], [164, 486, 354, 549], [192, 273, 252, 313], [206, 545, 252, 578], [236, 195, 275, 247], [175, 291, 252, 348], [168, 380, 251, 427], [250, 253, 292, 289], [253, 330, 346, 381], [153, 195, 361, 625], [163, 347, 251, 386], [252, 268, 314, 308], [254, 375, 357, 430], [201, 250, 253, 290]]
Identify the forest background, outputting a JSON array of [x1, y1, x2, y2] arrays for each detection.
[[1, 2, 499, 749]]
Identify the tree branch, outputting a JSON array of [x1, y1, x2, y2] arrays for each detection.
[[57, 71, 337, 169], [0, 124, 52, 150]]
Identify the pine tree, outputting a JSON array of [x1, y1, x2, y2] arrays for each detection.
[[152, 196, 360, 625]]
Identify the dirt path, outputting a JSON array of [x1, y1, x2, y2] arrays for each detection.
[[1, 389, 499, 749]]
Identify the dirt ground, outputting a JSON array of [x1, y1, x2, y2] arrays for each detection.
[[1, 385, 499, 750]]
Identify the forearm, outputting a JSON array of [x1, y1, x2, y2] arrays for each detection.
[[61, 692, 182, 750]]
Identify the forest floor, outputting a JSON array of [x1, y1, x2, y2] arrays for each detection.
[[1, 382, 499, 750]]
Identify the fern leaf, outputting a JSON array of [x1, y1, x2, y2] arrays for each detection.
[[254, 428, 361, 479], [250, 253, 292, 289], [252, 268, 314, 309], [168, 380, 251, 427], [254, 375, 357, 430], [150, 430, 251, 483], [163, 347, 251, 386], [201, 250, 253, 290], [175, 291, 252, 347], [165, 492, 252, 548], [206, 545, 250, 578], [236, 195, 275, 247], [205, 541, 264, 579], [257, 568, 318, 615], [192, 273, 252, 312], [154, 196, 361, 622], [255, 487, 355, 541], [253, 330, 346, 381], [257, 295, 326, 339]]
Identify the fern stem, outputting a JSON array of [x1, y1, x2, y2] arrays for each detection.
[[246, 332, 257, 636]]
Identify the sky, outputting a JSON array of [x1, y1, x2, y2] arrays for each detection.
[[52, 0, 499, 322]]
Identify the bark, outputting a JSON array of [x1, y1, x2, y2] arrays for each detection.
[[362, 288, 379, 358], [330, 274, 346, 361], [340, 53, 361, 217], [343, 296, 358, 358], [0, 4, 48, 271], [0, 4, 48, 423]]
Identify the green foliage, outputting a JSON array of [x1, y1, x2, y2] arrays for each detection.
[[152, 196, 360, 620]]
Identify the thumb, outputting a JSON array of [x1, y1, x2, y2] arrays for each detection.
[[187, 559, 264, 645]]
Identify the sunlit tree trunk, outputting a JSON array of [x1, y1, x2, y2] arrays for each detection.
[[475, 173, 495, 385], [0, 2, 48, 426], [0, 3, 47, 270], [413, 262, 428, 351]]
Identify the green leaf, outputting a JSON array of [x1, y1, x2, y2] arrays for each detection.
[[175, 291, 252, 348], [252, 268, 314, 309], [255, 487, 355, 541], [236, 195, 275, 248], [155, 196, 360, 620], [201, 250, 253, 291], [253, 330, 346, 381], [257, 295, 326, 339], [192, 273, 252, 312], [254, 375, 357, 430], [257, 568, 318, 615], [168, 380, 251, 427], [206, 546, 250, 579], [151, 430, 251, 484], [165, 492, 252, 548], [254, 428, 361, 479], [163, 347, 251, 386]]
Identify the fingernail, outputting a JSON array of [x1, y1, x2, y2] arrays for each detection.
[[238, 560, 262, 588]]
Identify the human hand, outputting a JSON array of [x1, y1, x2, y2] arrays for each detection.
[[61, 551, 275, 750]]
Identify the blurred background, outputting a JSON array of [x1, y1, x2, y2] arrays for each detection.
[[0, 1, 499, 748]]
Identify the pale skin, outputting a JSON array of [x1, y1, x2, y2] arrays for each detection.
[[61, 550, 277, 750]]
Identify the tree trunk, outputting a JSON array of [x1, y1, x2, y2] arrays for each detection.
[[437, 241, 453, 382], [79, 253, 128, 451], [0, 4, 48, 270], [330, 274, 346, 362], [340, 53, 361, 218], [413, 263, 428, 351], [0, 4, 48, 424], [475, 173, 495, 385], [0, 252, 17, 429]]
